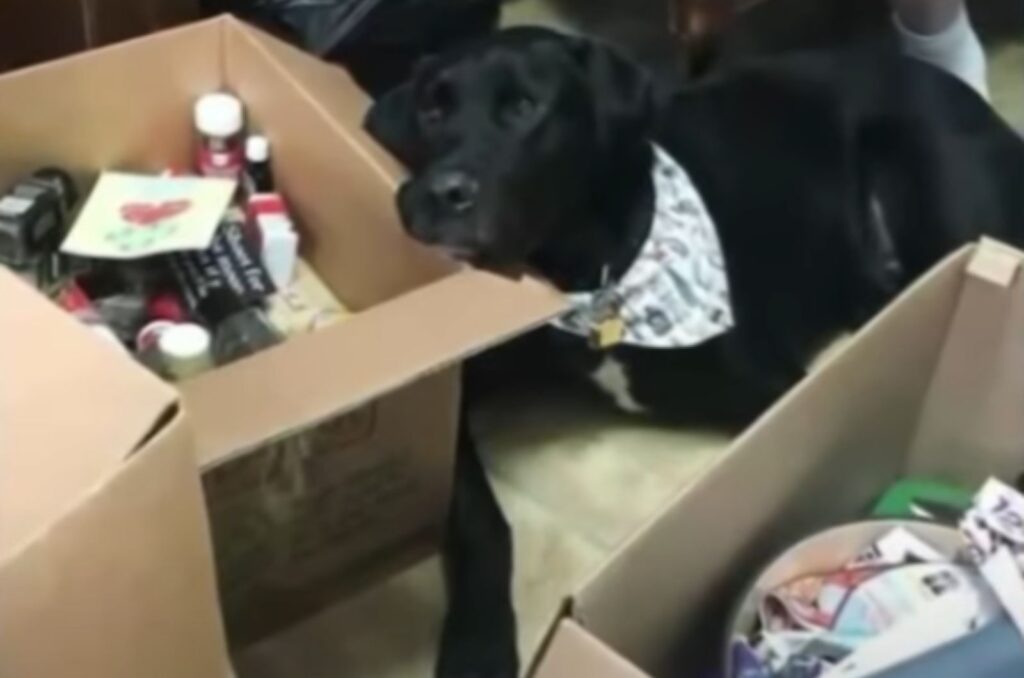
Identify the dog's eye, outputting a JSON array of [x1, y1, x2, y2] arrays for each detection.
[[421, 105, 445, 125], [498, 95, 537, 126], [420, 81, 454, 125]]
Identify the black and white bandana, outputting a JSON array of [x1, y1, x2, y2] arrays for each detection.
[[550, 143, 734, 349]]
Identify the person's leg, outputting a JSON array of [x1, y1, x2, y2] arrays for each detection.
[[892, 0, 990, 99]]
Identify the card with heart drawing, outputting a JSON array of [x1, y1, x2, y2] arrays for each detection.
[[61, 171, 237, 259]]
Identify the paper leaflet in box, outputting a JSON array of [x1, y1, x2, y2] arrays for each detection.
[[531, 240, 1024, 677]]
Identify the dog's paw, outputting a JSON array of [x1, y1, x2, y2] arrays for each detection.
[[435, 611, 519, 678]]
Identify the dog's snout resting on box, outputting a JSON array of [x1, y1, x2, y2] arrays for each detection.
[[366, 26, 1024, 678]]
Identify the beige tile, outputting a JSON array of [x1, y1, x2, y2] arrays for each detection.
[[477, 389, 726, 551], [490, 474, 609, 661], [501, 0, 569, 28], [235, 558, 444, 678], [990, 43, 1024, 129]]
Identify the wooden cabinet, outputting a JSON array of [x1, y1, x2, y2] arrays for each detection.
[[0, 0, 198, 73]]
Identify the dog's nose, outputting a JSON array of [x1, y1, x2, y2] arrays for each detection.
[[429, 170, 479, 214]]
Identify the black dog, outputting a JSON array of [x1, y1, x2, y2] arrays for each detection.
[[367, 27, 1024, 423], [366, 27, 1024, 677]]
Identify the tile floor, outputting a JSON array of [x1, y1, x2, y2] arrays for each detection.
[[236, 4, 1024, 677]]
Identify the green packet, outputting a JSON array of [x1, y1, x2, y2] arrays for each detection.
[[872, 478, 974, 523]]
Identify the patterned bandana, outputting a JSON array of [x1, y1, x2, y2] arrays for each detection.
[[550, 143, 734, 349]]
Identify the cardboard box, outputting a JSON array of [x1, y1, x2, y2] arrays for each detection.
[[0, 17, 565, 647], [0, 0, 198, 72], [532, 239, 1024, 677], [0, 269, 232, 678]]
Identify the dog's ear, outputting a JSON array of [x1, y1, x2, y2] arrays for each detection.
[[365, 54, 446, 169], [365, 80, 423, 168], [570, 39, 653, 151]]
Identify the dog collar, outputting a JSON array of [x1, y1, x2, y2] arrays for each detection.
[[550, 143, 734, 349]]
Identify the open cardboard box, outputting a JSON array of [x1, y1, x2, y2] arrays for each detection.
[[0, 268, 232, 677], [0, 15, 565, 651], [532, 238, 1024, 677]]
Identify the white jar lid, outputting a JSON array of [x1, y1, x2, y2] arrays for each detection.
[[195, 93, 244, 138], [159, 322, 212, 360], [246, 134, 271, 162], [137, 320, 177, 351]]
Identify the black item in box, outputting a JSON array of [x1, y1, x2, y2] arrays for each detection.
[[169, 218, 276, 324]]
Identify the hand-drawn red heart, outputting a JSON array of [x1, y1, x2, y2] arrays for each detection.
[[120, 199, 192, 227]]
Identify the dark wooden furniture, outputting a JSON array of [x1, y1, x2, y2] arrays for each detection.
[[0, 0, 197, 73], [669, 0, 767, 72]]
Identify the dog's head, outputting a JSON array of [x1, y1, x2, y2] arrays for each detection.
[[365, 28, 652, 269]]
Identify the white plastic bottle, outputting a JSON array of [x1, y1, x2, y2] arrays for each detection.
[[195, 93, 245, 179]]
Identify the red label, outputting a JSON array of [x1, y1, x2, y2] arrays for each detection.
[[198, 146, 244, 179], [56, 281, 94, 314], [147, 292, 188, 323]]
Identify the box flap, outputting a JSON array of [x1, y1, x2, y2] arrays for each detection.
[[0, 417, 232, 678], [534, 620, 649, 678], [909, 239, 1024, 483], [185, 268, 566, 467], [0, 269, 177, 559]]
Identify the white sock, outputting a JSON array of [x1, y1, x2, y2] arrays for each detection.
[[894, 5, 990, 100]]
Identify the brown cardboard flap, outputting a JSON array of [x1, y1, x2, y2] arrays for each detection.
[[0, 269, 177, 558], [571, 247, 972, 675], [185, 268, 566, 468], [535, 620, 649, 678], [909, 240, 1024, 483], [0, 18, 221, 187], [222, 19, 454, 311], [0, 416, 232, 678]]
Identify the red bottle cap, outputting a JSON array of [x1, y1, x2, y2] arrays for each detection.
[[147, 292, 188, 323]]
